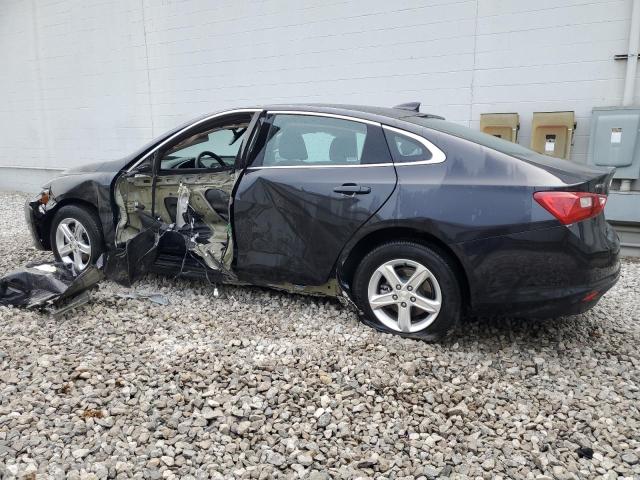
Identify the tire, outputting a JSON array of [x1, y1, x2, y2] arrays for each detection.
[[50, 205, 105, 272], [352, 241, 461, 341]]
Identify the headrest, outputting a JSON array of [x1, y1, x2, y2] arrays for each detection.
[[278, 130, 308, 161], [329, 134, 358, 162]]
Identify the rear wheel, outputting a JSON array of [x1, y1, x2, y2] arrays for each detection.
[[50, 205, 104, 272], [353, 241, 461, 340]]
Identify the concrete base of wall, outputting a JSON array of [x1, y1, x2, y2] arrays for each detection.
[[610, 223, 640, 258], [606, 191, 640, 224], [0, 167, 65, 194]]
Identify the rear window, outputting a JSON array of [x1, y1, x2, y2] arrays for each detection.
[[405, 116, 536, 157], [383, 129, 432, 163]]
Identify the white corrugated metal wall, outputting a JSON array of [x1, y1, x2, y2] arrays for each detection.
[[0, 0, 636, 191]]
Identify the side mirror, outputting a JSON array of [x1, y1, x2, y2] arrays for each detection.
[[125, 161, 154, 179]]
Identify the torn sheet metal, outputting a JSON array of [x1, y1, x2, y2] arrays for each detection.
[[103, 212, 165, 287], [175, 183, 190, 229], [51, 291, 91, 319], [176, 184, 235, 276], [169, 183, 230, 273], [115, 170, 236, 276], [105, 204, 218, 286], [0, 261, 103, 311]]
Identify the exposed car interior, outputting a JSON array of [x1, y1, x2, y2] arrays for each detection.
[[113, 113, 253, 275], [160, 124, 247, 170]]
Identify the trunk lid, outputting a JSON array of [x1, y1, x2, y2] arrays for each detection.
[[513, 150, 616, 194]]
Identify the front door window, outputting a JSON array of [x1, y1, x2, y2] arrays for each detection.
[[160, 125, 247, 171]]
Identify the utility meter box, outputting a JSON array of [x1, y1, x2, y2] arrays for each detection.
[[588, 107, 640, 179], [480, 113, 519, 142], [530, 111, 576, 159]]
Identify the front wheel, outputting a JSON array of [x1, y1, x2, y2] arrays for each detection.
[[353, 241, 461, 341], [50, 205, 104, 272]]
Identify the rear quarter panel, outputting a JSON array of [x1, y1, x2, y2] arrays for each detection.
[[378, 129, 558, 243], [350, 128, 618, 310]]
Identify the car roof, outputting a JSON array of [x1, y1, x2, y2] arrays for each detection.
[[259, 103, 445, 127], [125, 104, 442, 170]]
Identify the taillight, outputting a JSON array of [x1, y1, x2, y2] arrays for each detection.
[[533, 191, 607, 225]]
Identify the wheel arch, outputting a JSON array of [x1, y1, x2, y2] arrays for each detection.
[[337, 226, 472, 309], [41, 198, 102, 249]]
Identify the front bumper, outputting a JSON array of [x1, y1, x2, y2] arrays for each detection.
[[24, 200, 46, 250]]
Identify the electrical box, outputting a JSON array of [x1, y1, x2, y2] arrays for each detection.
[[530, 111, 576, 159], [480, 113, 519, 142], [588, 107, 640, 180]]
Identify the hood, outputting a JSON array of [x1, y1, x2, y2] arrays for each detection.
[[62, 158, 130, 175], [41, 157, 132, 192]]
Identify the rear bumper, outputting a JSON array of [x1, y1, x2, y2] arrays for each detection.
[[457, 216, 621, 318], [471, 266, 620, 318]]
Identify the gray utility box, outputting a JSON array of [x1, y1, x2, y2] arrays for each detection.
[[588, 107, 640, 229], [588, 107, 640, 179]]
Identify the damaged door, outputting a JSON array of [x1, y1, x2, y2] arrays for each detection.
[[233, 112, 397, 286], [114, 110, 260, 278]]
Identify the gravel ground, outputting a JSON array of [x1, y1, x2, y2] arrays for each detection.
[[0, 191, 639, 480]]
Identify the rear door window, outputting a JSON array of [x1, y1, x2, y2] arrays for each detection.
[[259, 114, 369, 167]]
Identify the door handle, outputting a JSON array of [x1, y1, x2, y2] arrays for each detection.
[[333, 183, 371, 195]]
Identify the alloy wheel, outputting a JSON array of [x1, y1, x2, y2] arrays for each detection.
[[55, 218, 92, 272], [367, 258, 442, 333]]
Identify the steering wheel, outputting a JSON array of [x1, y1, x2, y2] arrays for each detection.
[[196, 151, 226, 168]]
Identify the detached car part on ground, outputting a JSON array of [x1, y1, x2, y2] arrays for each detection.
[[24, 103, 621, 340], [0, 260, 103, 316]]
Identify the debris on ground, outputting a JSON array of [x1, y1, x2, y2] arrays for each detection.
[[576, 446, 595, 459], [116, 291, 170, 305], [0, 208, 197, 314], [0, 260, 103, 315]]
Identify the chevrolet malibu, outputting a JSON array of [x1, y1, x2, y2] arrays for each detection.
[[25, 104, 621, 339]]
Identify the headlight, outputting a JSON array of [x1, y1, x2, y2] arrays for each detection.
[[37, 189, 50, 206]]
